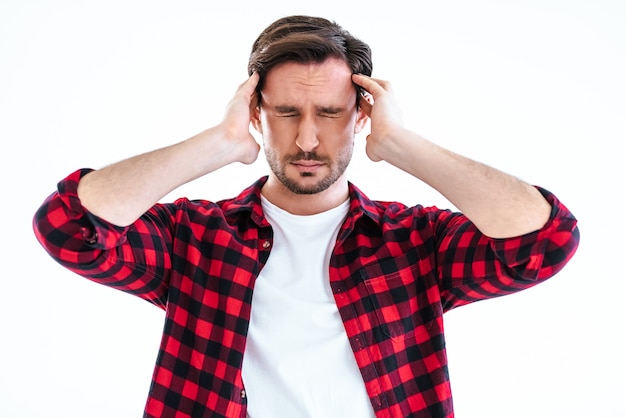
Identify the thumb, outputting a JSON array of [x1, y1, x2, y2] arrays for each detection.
[[364, 134, 382, 162]]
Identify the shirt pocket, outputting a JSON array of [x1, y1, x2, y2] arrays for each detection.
[[361, 261, 439, 342]]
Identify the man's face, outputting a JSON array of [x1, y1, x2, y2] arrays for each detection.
[[252, 58, 368, 195]]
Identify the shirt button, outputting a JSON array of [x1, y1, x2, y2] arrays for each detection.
[[240, 389, 246, 399], [261, 240, 271, 249]]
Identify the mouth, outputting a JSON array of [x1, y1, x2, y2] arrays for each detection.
[[292, 160, 325, 168], [290, 160, 326, 175]]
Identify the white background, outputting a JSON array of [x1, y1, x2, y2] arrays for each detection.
[[1, 0, 624, 417]]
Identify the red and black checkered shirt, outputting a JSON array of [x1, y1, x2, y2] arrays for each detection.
[[33, 169, 579, 418]]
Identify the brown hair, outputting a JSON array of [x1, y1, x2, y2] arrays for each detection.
[[248, 15, 373, 96]]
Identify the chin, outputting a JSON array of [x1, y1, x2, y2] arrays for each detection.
[[282, 175, 335, 195]]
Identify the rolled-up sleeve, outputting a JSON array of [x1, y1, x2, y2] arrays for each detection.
[[490, 187, 580, 280], [33, 169, 171, 308], [438, 187, 579, 310]]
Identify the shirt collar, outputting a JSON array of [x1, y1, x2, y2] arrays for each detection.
[[222, 176, 383, 227]]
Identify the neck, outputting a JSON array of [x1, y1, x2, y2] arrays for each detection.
[[261, 174, 349, 215]]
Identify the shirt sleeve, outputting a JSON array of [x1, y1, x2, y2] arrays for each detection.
[[32, 169, 173, 309], [436, 186, 580, 311]]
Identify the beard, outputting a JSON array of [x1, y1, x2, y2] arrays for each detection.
[[265, 147, 353, 195]]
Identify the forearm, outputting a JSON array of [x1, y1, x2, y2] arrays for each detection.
[[352, 74, 551, 238], [78, 126, 237, 226], [388, 128, 551, 238], [77, 73, 261, 226]]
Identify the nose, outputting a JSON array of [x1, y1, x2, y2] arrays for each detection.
[[294, 117, 319, 152]]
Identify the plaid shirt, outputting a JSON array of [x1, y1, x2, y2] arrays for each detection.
[[33, 169, 579, 418]]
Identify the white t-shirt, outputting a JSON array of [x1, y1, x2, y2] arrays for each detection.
[[241, 195, 376, 418]]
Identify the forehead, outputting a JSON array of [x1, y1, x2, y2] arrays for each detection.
[[262, 58, 356, 105]]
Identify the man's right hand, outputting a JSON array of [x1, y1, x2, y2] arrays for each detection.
[[218, 72, 261, 165], [77, 74, 263, 226]]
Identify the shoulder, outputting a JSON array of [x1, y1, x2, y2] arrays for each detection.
[[150, 176, 269, 227], [347, 181, 458, 229]]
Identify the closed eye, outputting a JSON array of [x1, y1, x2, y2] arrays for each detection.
[[318, 107, 344, 118], [271, 105, 345, 118], [274, 105, 298, 117]]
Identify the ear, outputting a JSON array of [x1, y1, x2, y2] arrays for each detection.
[[251, 103, 263, 134], [354, 105, 369, 134]]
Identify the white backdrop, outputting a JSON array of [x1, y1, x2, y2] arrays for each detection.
[[1, 0, 624, 417]]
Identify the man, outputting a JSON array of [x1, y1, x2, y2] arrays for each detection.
[[33, 15, 579, 418]]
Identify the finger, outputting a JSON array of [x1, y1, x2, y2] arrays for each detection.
[[249, 92, 259, 113], [237, 72, 260, 97], [351, 73, 375, 94], [369, 77, 393, 93], [248, 71, 260, 91], [352, 74, 392, 97]]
